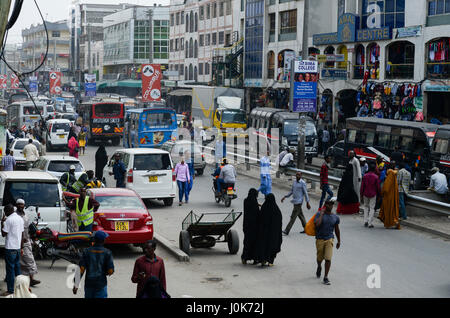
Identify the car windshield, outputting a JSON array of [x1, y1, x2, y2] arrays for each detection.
[[133, 154, 172, 171], [52, 123, 70, 132], [62, 114, 75, 120], [47, 106, 54, 113], [284, 120, 317, 137], [221, 110, 246, 124], [95, 195, 146, 210], [3, 181, 60, 207], [94, 103, 122, 117], [13, 141, 40, 150], [48, 161, 83, 172]]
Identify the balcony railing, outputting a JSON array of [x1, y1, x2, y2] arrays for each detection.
[[426, 62, 450, 79], [353, 65, 364, 79], [385, 63, 414, 79]]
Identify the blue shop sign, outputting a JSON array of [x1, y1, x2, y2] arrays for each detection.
[[337, 13, 357, 43], [321, 69, 348, 80], [356, 27, 391, 42]]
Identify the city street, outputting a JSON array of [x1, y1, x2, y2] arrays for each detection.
[[1, 143, 448, 298]]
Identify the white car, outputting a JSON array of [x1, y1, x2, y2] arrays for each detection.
[[103, 148, 176, 206], [45, 119, 71, 151], [0, 171, 67, 247], [31, 156, 85, 180], [10, 138, 42, 169]]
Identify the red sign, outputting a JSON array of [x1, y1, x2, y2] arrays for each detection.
[[141, 64, 161, 102], [49, 71, 62, 95], [0, 75, 7, 89], [10, 74, 19, 89]]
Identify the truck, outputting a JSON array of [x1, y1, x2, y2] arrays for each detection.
[[190, 86, 247, 137]]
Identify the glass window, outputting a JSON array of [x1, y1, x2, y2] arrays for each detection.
[[94, 104, 121, 118], [133, 154, 172, 170], [145, 112, 174, 128], [3, 181, 60, 207], [95, 195, 146, 210], [399, 136, 413, 151], [48, 161, 83, 173], [375, 133, 390, 148], [437, 0, 445, 13], [51, 123, 70, 132], [390, 135, 400, 148], [433, 138, 449, 154], [347, 129, 357, 143]]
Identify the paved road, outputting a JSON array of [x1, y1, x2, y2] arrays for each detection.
[[1, 143, 449, 298]]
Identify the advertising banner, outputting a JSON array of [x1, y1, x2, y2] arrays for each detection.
[[0, 75, 7, 89], [292, 60, 318, 113], [29, 76, 38, 96], [49, 71, 62, 95], [10, 73, 19, 89], [141, 64, 162, 102], [84, 73, 97, 97]]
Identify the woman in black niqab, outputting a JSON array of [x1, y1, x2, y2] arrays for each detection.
[[256, 193, 282, 266], [95, 145, 108, 180], [337, 163, 359, 214], [241, 188, 260, 265]]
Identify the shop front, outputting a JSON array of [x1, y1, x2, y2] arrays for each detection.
[[423, 81, 450, 125]]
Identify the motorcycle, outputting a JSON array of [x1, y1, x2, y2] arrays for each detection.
[[212, 179, 237, 207], [28, 208, 93, 268]]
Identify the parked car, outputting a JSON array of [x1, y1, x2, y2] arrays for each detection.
[[102, 148, 176, 207], [45, 119, 71, 151], [326, 140, 346, 168], [86, 188, 153, 244], [161, 140, 206, 175], [0, 171, 66, 246], [10, 138, 42, 169], [31, 156, 85, 179]]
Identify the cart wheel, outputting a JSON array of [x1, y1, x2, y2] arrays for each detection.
[[224, 197, 231, 207], [179, 230, 190, 255], [227, 229, 239, 255]]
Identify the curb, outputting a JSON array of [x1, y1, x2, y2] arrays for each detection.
[[154, 233, 190, 262], [400, 221, 450, 240]]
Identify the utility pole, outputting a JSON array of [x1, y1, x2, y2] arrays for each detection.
[[88, 23, 92, 74], [54, 38, 57, 70], [296, 0, 309, 169], [147, 9, 153, 63]]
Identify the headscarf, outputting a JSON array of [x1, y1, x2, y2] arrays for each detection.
[[68, 136, 79, 150], [379, 169, 400, 228], [337, 163, 359, 205], [95, 145, 108, 165], [8, 275, 37, 298], [242, 188, 260, 261], [257, 193, 282, 262]]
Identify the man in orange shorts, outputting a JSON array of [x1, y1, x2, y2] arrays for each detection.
[[314, 198, 341, 285]]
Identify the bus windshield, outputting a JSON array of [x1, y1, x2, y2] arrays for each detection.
[[144, 111, 175, 128], [221, 110, 246, 124], [93, 103, 122, 117]]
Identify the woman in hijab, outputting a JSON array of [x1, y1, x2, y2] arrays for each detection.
[[68, 136, 79, 158], [336, 163, 360, 214], [256, 193, 282, 267], [95, 145, 108, 180], [6, 275, 37, 298], [378, 166, 401, 229], [241, 188, 260, 265]]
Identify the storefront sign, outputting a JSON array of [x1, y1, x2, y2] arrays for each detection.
[[29, 76, 38, 97], [292, 60, 318, 113], [356, 27, 391, 42], [49, 71, 62, 95], [142, 64, 162, 102], [414, 96, 423, 112], [337, 13, 357, 43], [244, 79, 263, 87], [313, 32, 339, 46], [321, 69, 348, 80], [395, 26, 422, 38], [424, 85, 450, 92], [84, 74, 97, 97]]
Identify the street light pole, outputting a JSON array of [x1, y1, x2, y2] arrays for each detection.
[[88, 23, 92, 74], [147, 9, 153, 64]]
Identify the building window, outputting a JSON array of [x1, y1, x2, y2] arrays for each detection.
[[185, 66, 188, 80], [170, 14, 174, 26], [189, 38, 193, 58], [180, 64, 184, 75], [338, 0, 345, 17], [206, 34, 211, 46], [213, 2, 217, 18], [205, 62, 210, 75], [190, 12, 194, 33], [279, 10, 297, 34], [200, 34, 204, 46], [212, 32, 217, 45], [219, 1, 224, 16], [185, 41, 189, 58], [225, 32, 231, 46], [194, 40, 198, 58], [186, 13, 189, 32], [170, 39, 174, 52], [176, 12, 180, 25], [200, 6, 204, 20], [153, 20, 169, 60], [194, 66, 198, 81], [181, 39, 184, 50], [324, 46, 335, 68], [199, 63, 204, 75], [181, 11, 184, 24], [267, 51, 275, 79], [219, 31, 224, 44], [52, 31, 60, 38], [386, 41, 414, 79], [195, 13, 198, 32], [428, 0, 450, 15], [226, 0, 232, 15], [427, 37, 450, 78], [175, 39, 179, 51], [269, 13, 276, 42], [354, 44, 365, 79], [207, 4, 211, 19], [361, 0, 405, 29], [189, 64, 193, 80]]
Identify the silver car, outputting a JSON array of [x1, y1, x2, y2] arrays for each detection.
[[161, 140, 206, 175]]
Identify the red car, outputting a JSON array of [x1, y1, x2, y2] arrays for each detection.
[[85, 188, 154, 244]]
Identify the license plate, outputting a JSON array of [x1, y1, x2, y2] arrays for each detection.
[[30, 116, 38, 119], [58, 135, 65, 139], [115, 221, 129, 231], [148, 176, 158, 182], [227, 189, 234, 195]]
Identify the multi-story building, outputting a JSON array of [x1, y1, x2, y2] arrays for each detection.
[[69, 1, 131, 82], [168, 0, 244, 85], [102, 5, 170, 79], [22, 20, 70, 83], [0, 44, 24, 75]]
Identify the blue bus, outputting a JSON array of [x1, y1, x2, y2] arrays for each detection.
[[124, 108, 178, 148]]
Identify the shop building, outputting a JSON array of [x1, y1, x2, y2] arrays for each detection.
[[311, 0, 450, 127]]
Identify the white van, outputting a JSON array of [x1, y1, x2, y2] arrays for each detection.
[[0, 171, 66, 247], [103, 148, 176, 206], [6, 101, 53, 129], [45, 119, 71, 150]]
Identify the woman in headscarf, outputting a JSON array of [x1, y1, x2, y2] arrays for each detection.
[[68, 136, 79, 158], [378, 166, 401, 229], [256, 193, 282, 267], [241, 188, 260, 265], [95, 145, 108, 180], [6, 275, 37, 298], [337, 163, 360, 214]]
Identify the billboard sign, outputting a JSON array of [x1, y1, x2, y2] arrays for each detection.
[[141, 64, 162, 102], [84, 73, 97, 97], [49, 71, 62, 95], [10, 73, 19, 89], [291, 60, 318, 113]]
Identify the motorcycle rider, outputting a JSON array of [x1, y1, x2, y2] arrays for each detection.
[[212, 158, 226, 195], [60, 165, 78, 192], [71, 170, 90, 194], [218, 158, 236, 194], [66, 187, 100, 232], [86, 170, 103, 188]]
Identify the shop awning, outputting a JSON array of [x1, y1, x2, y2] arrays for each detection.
[[168, 89, 192, 97], [97, 80, 142, 89]]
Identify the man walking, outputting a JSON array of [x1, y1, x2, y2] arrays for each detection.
[[66, 187, 100, 232], [131, 240, 167, 298], [360, 162, 381, 228], [1, 149, 16, 171], [16, 199, 40, 287], [110, 153, 127, 188], [281, 171, 311, 235], [174, 157, 190, 206], [397, 162, 411, 220], [73, 231, 114, 298], [322, 127, 330, 155], [314, 198, 341, 285], [1, 204, 24, 296], [23, 139, 39, 170], [319, 155, 334, 209]]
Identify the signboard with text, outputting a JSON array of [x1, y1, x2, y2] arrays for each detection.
[[29, 76, 38, 96], [10, 73, 19, 89], [84, 74, 97, 97], [141, 64, 162, 102], [49, 71, 62, 95], [292, 60, 318, 113]]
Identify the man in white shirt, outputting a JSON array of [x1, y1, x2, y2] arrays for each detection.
[[1, 204, 25, 296], [280, 149, 295, 168], [428, 167, 449, 195], [22, 139, 39, 170]]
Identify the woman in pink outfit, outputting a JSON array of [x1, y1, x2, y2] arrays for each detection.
[[68, 136, 79, 158]]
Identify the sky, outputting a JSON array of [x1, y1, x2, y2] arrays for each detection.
[[6, 0, 169, 44]]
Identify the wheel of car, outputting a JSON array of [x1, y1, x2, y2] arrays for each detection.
[[163, 198, 174, 207], [196, 169, 204, 176], [179, 230, 190, 255], [227, 229, 239, 255]]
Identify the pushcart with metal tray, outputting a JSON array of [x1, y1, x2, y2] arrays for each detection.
[[179, 210, 242, 256]]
